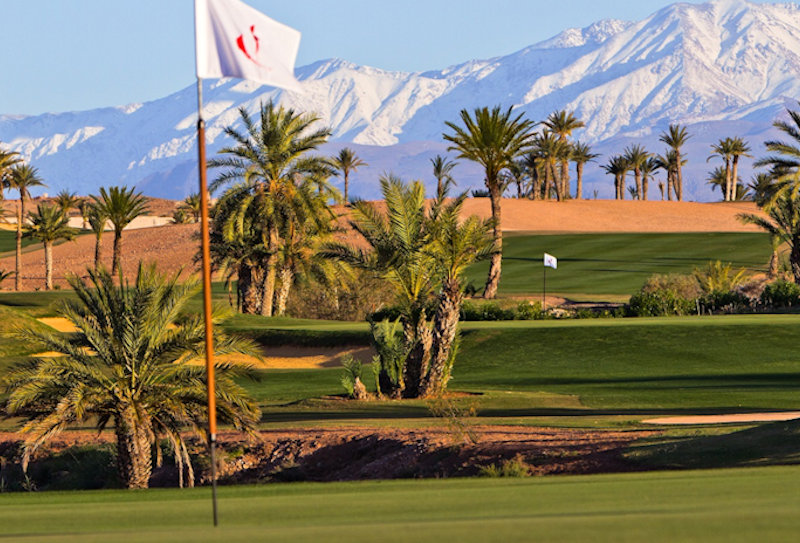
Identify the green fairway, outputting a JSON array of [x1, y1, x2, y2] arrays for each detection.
[[465, 232, 771, 298], [0, 228, 37, 254], [0, 466, 798, 542]]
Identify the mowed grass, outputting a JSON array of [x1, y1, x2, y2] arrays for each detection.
[[465, 232, 771, 298], [0, 228, 37, 254], [1, 466, 798, 542]]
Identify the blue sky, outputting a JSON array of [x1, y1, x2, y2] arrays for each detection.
[[0, 0, 773, 115]]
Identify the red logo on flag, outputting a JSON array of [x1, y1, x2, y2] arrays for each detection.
[[236, 25, 261, 66]]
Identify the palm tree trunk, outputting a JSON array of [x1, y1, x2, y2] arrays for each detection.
[[531, 167, 541, 200], [111, 229, 122, 275], [15, 199, 22, 291], [421, 279, 462, 397], [634, 169, 642, 200], [551, 163, 563, 201], [343, 170, 350, 204], [560, 160, 569, 200], [94, 233, 103, 271], [768, 250, 779, 279], [642, 175, 649, 201], [724, 159, 732, 202], [260, 257, 277, 316], [667, 171, 674, 201], [675, 152, 683, 201], [791, 235, 800, 285], [239, 264, 262, 314], [575, 163, 584, 200], [114, 407, 152, 489], [483, 184, 503, 299], [618, 174, 625, 200], [402, 317, 432, 398], [543, 166, 552, 201], [274, 267, 293, 316], [731, 155, 741, 201], [44, 241, 53, 290]]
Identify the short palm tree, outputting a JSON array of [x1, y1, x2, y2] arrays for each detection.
[[0, 147, 22, 201], [2, 264, 261, 489], [659, 124, 690, 201], [178, 193, 203, 223], [54, 190, 80, 219], [739, 187, 800, 283], [92, 186, 149, 275], [623, 144, 652, 200], [431, 155, 458, 197], [571, 141, 599, 200], [444, 105, 535, 298], [332, 147, 367, 204], [87, 202, 109, 271], [8, 165, 46, 290], [23, 203, 75, 290]]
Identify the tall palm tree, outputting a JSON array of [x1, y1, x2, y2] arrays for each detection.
[[209, 100, 332, 316], [739, 187, 800, 283], [543, 110, 585, 198], [522, 152, 543, 200], [2, 264, 261, 489], [659, 124, 690, 201], [53, 190, 80, 219], [7, 165, 46, 290], [623, 144, 652, 200], [639, 157, 659, 201], [443, 105, 535, 298], [332, 147, 367, 204], [92, 186, 149, 275], [571, 141, 599, 200], [0, 147, 22, 201], [76, 198, 92, 230], [23, 203, 75, 290], [654, 151, 684, 201], [430, 155, 458, 197], [708, 137, 749, 202], [602, 155, 630, 200]]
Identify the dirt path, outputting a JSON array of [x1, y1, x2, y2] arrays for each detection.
[[642, 412, 800, 425]]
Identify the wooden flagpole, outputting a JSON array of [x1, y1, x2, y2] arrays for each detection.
[[196, 77, 219, 527]]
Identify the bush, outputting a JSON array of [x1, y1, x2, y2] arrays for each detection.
[[460, 301, 515, 321], [700, 290, 752, 313], [515, 301, 547, 320], [628, 289, 696, 317], [640, 273, 702, 299], [760, 280, 800, 308], [478, 454, 531, 477], [340, 355, 363, 398]]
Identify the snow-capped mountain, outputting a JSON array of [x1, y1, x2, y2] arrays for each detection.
[[2, 0, 799, 201]]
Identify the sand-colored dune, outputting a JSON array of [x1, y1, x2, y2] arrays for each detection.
[[0, 199, 766, 291]]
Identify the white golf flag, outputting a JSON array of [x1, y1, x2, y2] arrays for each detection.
[[544, 253, 558, 270], [195, 0, 302, 91]]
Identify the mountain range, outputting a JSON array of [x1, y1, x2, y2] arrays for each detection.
[[2, 0, 799, 201]]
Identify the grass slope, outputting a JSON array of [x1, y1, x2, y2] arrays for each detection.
[[0, 466, 798, 542], [466, 232, 771, 298], [0, 229, 36, 255]]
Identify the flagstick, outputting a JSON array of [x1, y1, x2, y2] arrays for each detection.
[[543, 266, 546, 310], [196, 77, 219, 527]]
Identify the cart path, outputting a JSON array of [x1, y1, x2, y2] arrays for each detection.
[[642, 412, 800, 425]]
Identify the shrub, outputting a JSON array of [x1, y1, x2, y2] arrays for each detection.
[[340, 355, 363, 398], [478, 454, 531, 477], [700, 290, 752, 313], [694, 261, 748, 294], [628, 289, 696, 316], [760, 280, 800, 308], [460, 301, 515, 321], [370, 319, 409, 397], [515, 301, 546, 320], [640, 273, 701, 299]]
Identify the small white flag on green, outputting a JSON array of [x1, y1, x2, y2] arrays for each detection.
[[543, 253, 557, 269]]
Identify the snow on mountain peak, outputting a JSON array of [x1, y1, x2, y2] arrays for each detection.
[[536, 19, 633, 49]]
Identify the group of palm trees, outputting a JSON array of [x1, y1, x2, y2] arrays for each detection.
[[0, 154, 150, 290]]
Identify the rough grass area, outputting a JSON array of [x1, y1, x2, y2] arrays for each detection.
[[0, 466, 798, 542], [465, 232, 771, 298]]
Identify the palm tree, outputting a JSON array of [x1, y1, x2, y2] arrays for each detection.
[[209, 101, 332, 316], [53, 190, 80, 219], [571, 141, 599, 200], [178, 193, 202, 223], [7, 165, 46, 290], [532, 132, 569, 201], [23, 203, 75, 290], [505, 159, 528, 199], [543, 110, 585, 198], [332, 147, 367, 204], [2, 264, 261, 489], [322, 175, 437, 397], [602, 155, 630, 200], [754, 104, 800, 199], [76, 198, 92, 230], [87, 202, 108, 271], [623, 145, 652, 200], [729, 137, 752, 201], [739, 187, 800, 283], [420, 193, 494, 397], [659, 124, 690, 201], [654, 151, 685, 201], [443, 105, 535, 298], [639, 157, 659, 201], [430, 155, 458, 197], [0, 147, 22, 201], [92, 186, 149, 275], [708, 137, 749, 201]]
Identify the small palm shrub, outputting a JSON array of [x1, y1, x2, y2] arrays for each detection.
[[694, 261, 748, 294], [340, 355, 369, 400], [370, 319, 410, 398], [760, 280, 800, 308]]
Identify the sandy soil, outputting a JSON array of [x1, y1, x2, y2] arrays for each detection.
[[0, 199, 767, 292], [642, 412, 800, 425]]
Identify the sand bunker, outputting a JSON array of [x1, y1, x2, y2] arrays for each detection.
[[205, 346, 375, 370], [37, 318, 78, 333], [643, 412, 800, 425]]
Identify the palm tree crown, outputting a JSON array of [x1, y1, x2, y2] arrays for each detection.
[[7, 164, 46, 290], [332, 147, 367, 204], [23, 203, 75, 290], [92, 186, 149, 275]]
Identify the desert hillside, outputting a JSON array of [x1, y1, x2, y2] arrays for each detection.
[[0, 200, 766, 291]]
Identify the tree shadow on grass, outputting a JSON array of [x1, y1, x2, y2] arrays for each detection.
[[626, 419, 800, 469]]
